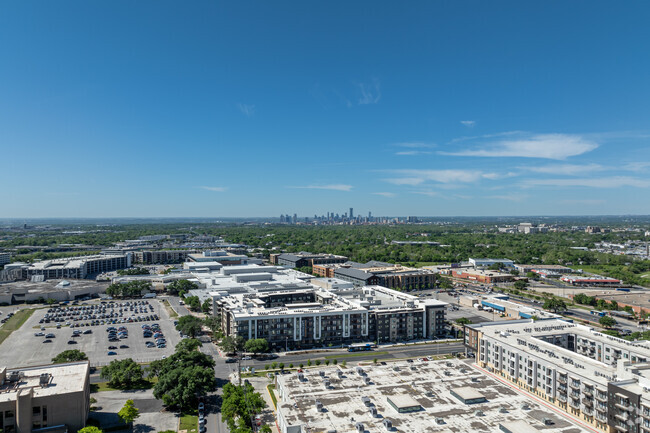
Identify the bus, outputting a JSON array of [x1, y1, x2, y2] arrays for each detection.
[[347, 343, 377, 352], [590, 310, 606, 317]]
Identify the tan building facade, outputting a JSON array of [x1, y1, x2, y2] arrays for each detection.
[[0, 362, 90, 433]]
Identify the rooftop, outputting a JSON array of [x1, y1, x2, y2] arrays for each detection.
[[0, 362, 89, 403], [275, 358, 591, 433]]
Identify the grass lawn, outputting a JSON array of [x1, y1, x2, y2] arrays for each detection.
[[90, 378, 158, 393], [324, 351, 389, 360], [179, 414, 198, 433], [162, 300, 178, 318], [0, 309, 34, 345], [267, 384, 278, 409]]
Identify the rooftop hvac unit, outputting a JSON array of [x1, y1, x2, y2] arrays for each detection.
[[435, 418, 445, 425], [324, 379, 330, 388], [425, 391, 435, 398], [319, 371, 325, 377], [444, 371, 451, 376], [370, 407, 378, 417], [499, 407, 508, 413], [355, 422, 364, 433], [383, 419, 392, 430], [361, 396, 371, 406], [8, 371, 21, 382], [315, 400, 323, 412], [521, 404, 530, 410], [356, 367, 364, 375], [393, 367, 400, 372], [446, 362, 453, 367], [364, 376, 371, 384], [338, 371, 344, 378], [474, 411, 484, 417], [39, 373, 50, 387], [460, 368, 468, 373], [297, 373, 304, 381], [471, 377, 479, 382], [542, 418, 554, 425]]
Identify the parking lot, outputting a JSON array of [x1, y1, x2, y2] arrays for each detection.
[[0, 299, 181, 367]]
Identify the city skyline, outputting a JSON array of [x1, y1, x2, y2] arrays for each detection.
[[1, 2, 650, 218]]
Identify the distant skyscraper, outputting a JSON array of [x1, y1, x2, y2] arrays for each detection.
[[349, 208, 354, 219]]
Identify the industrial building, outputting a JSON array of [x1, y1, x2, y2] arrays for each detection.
[[560, 276, 622, 287], [0, 361, 90, 433], [274, 358, 592, 433], [459, 295, 562, 320], [464, 319, 650, 433], [515, 264, 574, 275]]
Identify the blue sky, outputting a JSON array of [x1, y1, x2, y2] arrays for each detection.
[[1, 1, 650, 218]]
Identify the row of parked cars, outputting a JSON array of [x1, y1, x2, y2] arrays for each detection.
[[198, 401, 207, 433], [40, 300, 157, 328], [106, 326, 129, 355], [0, 311, 14, 324], [143, 323, 166, 349]]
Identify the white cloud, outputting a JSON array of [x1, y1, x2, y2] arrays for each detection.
[[394, 142, 436, 149], [237, 103, 256, 117], [460, 120, 476, 128], [384, 169, 501, 186], [443, 133, 598, 160], [412, 190, 440, 197], [357, 79, 381, 105], [288, 184, 353, 191], [623, 162, 650, 172], [487, 194, 529, 202], [199, 186, 228, 192], [522, 176, 650, 188], [395, 151, 433, 156], [372, 192, 396, 198], [560, 199, 606, 205], [523, 163, 604, 175]]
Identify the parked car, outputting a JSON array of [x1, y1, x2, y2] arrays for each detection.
[[107, 351, 117, 355]]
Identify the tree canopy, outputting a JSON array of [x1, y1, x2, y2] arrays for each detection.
[[100, 358, 144, 389], [78, 427, 103, 433], [184, 296, 201, 312], [542, 298, 568, 313], [117, 267, 150, 276], [219, 335, 245, 354], [150, 340, 216, 410], [221, 382, 267, 432], [599, 315, 617, 328], [167, 279, 198, 296], [106, 280, 151, 298], [176, 315, 203, 337], [244, 338, 269, 354], [51, 349, 87, 364], [118, 399, 140, 425]]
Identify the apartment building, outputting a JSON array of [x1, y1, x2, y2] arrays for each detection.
[[332, 262, 437, 290], [132, 250, 197, 264], [217, 280, 447, 349], [464, 319, 650, 433], [0, 361, 90, 433], [21, 254, 131, 280], [0, 253, 10, 266]]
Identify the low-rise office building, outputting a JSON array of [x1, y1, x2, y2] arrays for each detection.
[[0, 253, 10, 266], [132, 250, 197, 264], [0, 361, 90, 433], [560, 276, 622, 287], [464, 319, 650, 433], [469, 258, 515, 268], [332, 262, 437, 290], [445, 268, 515, 284]]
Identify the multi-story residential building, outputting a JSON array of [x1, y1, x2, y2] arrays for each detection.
[[271, 252, 348, 269], [0, 361, 90, 433], [464, 319, 650, 433], [0, 253, 10, 266], [219, 285, 446, 349], [21, 254, 131, 280], [132, 250, 197, 264], [331, 262, 437, 290]]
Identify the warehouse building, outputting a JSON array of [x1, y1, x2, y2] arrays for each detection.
[[0, 361, 90, 433], [464, 319, 650, 433]]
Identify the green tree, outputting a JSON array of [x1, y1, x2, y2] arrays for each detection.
[[150, 340, 216, 410], [599, 316, 617, 328], [176, 315, 203, 337], [543, 298, 568, 313], [201, 299, 212, 314], [51, 349, 88, 364], [221, 383, 267, 431], [514, 280, 528, 291], [204, 315, 222, 339], [455, 317, 471, 325], [175, 338, 202, 352], [166, 279, 198, 296], [100, 358, 144, 389], [219, 335, 245, 354], [118, 399, 140, 425], [260, 425, 272, 433], [184, 296, 201, 312], [78, 427, 103, 433], [244, 338, 269, 355]]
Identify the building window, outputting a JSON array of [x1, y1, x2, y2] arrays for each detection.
[[33, 407, 41, 416]]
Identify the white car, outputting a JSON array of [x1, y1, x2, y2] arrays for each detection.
[[242, 356, 252, 361]]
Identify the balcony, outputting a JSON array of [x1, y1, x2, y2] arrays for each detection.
[[615, 413, 629, 422], [596, 412, 607, 422], [558, 376, 567, 384], [570, 382, 581, 390], [616, 403, 632, 412], [614, 425, 628, 433], [569, 399, 581, 409], [582, 406, 594, 416], [583, 398, 593, 407], [596, 393, 607, 402]]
